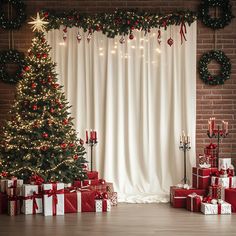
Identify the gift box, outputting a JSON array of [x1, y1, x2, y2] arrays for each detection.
[[108, 192, 118, 206], [74, 179, 99, 188], [225, 189, 236, 212], [0, 192, 8, 214], [89, 184, 107, 192], [21, 184, 43, 214], [186, 193, 203, 212], [6, 178, 23, 196], [64, 189, 96, 213], [87, 171, 98, 180], [192, 167, 218, 189], [218, 158, 231, 170], [211, 176, 236, 188], [106, 182, 114, 193], [201, 201, 231, 215], [209, 185, 225, 200], [170, 186, 206, 208], [0, 179, 7, 193], [95, 199, 111, 212], [64, 190, 82, 213], [8, 196, 21, 216], [43, 183, 64, 216]]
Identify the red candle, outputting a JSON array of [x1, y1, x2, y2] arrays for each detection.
[[90, 130, 93, 140]]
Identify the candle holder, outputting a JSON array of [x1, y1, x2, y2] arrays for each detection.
[[86, 138, 97, 172], [207, 124, 229, 165], [179, 140, 191, 185]]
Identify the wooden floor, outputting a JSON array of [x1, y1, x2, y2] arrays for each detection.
[[0, 203, 236, 236]]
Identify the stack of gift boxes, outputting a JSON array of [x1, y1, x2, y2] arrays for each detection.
[[170, 151, 236, 215], [0, 171, 118, 216]]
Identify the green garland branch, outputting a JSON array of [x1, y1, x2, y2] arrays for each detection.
[[0, 0, 26, 30], [199, 0, 234, 30], [40, 9, 197, 38], [198, 50, 231, 85], [0, 50, 26, 84]]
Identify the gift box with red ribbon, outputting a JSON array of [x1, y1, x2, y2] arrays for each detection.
[[0, 192, 8, 214], [64, 189, 96, 213], [21, 184, 43, 215], [170, 186, 206, 208], [43, 183, 64, 216], [209, 185, 225, 200], [211, 176, 236, 188], [201, 198, 231, 215], [106, 182, 114, 193], [108, 192, 118, 206], [218, 158, 231, 170], [8, 196, 21, 216], [225, 189, 236, 212], [86, 171, 99, 180], [3, 178, 23, 196], [186, 193, 203, 212], [95, 192, 111, 212], [192, 167, 218, 190], [73, 179, 100, 188], [204, 143, 218, 168]]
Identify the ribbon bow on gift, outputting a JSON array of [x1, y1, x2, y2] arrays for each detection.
[[202, 196, 212, 203], [95, 191, 108, 200], [23, 191, 42, 214], [30, 175, 44, 185]]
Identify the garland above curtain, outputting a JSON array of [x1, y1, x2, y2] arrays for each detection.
[[40, 9, 197, 38]]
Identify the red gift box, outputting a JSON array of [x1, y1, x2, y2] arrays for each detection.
[[89, 184, 107, 192], [74, 179, 99, 188], [64, 189, 96, 213], [192, 167, 218, 189], [225, 189, 236, 212], [209, 185, 225, 200], [186, 193, 203, 212], [86, 171, 98, 180], [170, 186, 206, 208], [0, 192, 8, 214]]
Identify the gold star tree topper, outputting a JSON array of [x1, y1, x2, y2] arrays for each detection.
[[28, 12, 49, 32]]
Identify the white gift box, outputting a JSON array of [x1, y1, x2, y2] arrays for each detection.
[[211, 176, 236, 188], [95, 199, 111, 212], [43, 183, 64, 216], [21, 184, 43, 214], [6, 179, 23, 196], [218, 158, 231, 170], [201, 202, 231, 215]]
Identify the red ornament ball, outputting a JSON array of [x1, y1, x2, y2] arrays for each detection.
[[1, 171, 7, 177], [24, 66, 30, 72], [42, 132, 48, 138], [42, 53, 47, 59], [61, 143, 67, 149], [50, 108, 55, 113], [129, 34, 134, 40], [31, 83, 36, 89], [167, 37, 174, 47], [32, 104, 38, 110], [73, 154, 79, 160], [63, 119, 68, 125]]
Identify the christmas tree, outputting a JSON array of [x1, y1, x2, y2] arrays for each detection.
[[0, 30, 87, 183]]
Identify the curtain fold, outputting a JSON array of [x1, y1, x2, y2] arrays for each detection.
[[46, 22, 196, 202]]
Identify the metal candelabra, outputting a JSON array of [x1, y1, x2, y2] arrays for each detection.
[[179, 139, 191, 185]]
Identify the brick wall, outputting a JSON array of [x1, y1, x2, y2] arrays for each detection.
[[0, 0, 235, 159]]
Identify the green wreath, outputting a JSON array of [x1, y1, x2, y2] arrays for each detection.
[[199, 50, 231, 85], [0, 50, 25, 84], [199, 0, 234, 29], [0, 0, 26, 30]]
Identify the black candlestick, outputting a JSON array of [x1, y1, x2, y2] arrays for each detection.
[[86, 139, 97, 172]]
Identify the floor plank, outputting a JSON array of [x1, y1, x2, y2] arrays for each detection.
[[0, 203, 236, 236]]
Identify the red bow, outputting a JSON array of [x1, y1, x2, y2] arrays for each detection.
[[202, 196, 212, 203], [30, 175, 44, 185], [23, 192, 42, 214]]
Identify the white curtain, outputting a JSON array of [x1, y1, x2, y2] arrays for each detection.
[[46, 22, 196, 203]]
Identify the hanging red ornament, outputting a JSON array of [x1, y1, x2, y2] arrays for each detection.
[[24, 66, 30, 72], [63, 119, 68, 125], [50, 108, 55, 113], [131, 26, 135, 30], [167, 37, 174, 47], [157, 29, 161, 45], [41, 79, 46, 84], [73, 154, 78, 160], [36, 53, 41, 58], [87, 32, 92, 43], [32, 104, 38, 110], [77, 32, 82, 43], [44, 12, 49, 18], [31, 83, 36, 89], [42, 53, 47, 59], [129, 32, 134, 40], [61, 143, 67, 149], [79, 139, 84, 145], [59, 104, 63, 109], [119, 35, 125, 44], [42, 132, 48, 138], [135, 21, 139, 25], [69, 143, 75, 147], [53, 83, 59, 89], [63, 32, 67, 41], [1, 171, 7, 177]]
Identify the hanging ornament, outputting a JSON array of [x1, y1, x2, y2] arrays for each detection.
[[63, 119, 68, 125], [157, 29, 161, 45], [167, 37, 174, 47], [42, 132, 48, 138], [87, 32, 92, 43], [180, 22, 187, 45], [61, 143, 67, 149], [32, 104, 38, 110], [42, 53, 47, 59], [77, 31, 82, 43], [129, 32, 134, 40], [63, 27, 67, 41], [73, 154, 78, 160], [119, 35, 125, 44], [31, 83, 36, 89]]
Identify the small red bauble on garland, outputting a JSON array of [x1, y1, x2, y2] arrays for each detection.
[[63, 119, 68, 125], [24, 66, 30, 72], [73, 154, 78, 160], [50, 108, 55, 113], [42, 53, 47, 59], [129, 32, 134, 40], [40, 146, 48, 151]]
